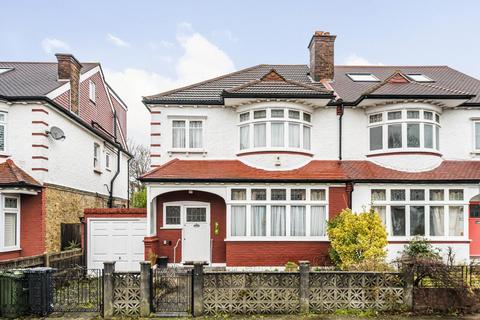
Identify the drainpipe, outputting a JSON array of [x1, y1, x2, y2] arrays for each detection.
[[127, 157, 132, 208], [108, 111, 121, 208], [336, 99, 344, 160], [346, 182, 354, 209]]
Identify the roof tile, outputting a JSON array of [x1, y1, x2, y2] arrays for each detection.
[[0, 159, 42, 187]]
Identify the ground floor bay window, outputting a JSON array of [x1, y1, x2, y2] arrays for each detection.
[[0, 194, 20, 252], [227, 186, 328, 240]]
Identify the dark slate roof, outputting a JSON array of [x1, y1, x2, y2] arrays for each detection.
[[0, 62, 98, 97], [144, 65, 480, 105]]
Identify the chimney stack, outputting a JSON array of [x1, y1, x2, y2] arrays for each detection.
[[308, 31, 336, 82], [55, 53, 82, 114]]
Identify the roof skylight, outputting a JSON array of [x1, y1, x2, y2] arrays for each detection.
[[0, 68, 13, 75], [406, 74, 434, 82], [346, 73, 380, 82]]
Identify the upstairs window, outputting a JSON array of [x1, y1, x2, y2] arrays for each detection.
[[406, 74, 434, 82], [0, 112, 6, 153], [89, 80, 96, 103], [346, 73, 379, 82], [172, 119, 203, 149], [105, 152, 111, 170], [474, 121, 480, 152], [93, 143, 100, 169]]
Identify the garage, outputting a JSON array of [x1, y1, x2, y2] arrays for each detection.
[[86, 216, 147, 272]]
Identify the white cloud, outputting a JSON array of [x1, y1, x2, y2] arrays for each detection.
[[107, 33, 130, 47], [343, 53, 384, 66], [41, 38, 70, 54], [105, 25, 235, 147]]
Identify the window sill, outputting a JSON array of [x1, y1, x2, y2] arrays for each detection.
[[106, 168, 111, 172], [388, 237, 469, 243], [0, 152, 11, 158], [237, 149, 314, 157], [367, 150, 442, 158], [93, 169, 102, 175], [0, 247, 21, 253], [160, 226, 182, 230], [225, 237, 329, 242], [167, 149, 207, 156]]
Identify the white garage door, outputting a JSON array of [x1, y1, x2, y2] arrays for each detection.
[[88, 218, 147, 272]]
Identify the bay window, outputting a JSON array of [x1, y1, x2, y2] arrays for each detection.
[[0, 112, 6, 153], [1, 195, 20, 251], [238, 107, 312, 152], [370, 187, 466, 239], [172, 119, 203, 149], [368, 108, 441, 153], [228, 187, 328, 239]]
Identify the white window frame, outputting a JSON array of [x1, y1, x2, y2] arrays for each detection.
[[93, 143, 101, 170], [346, 73, 380, 82], [237, 107, 312, 154], [226, 186, 329, 241], [370, 186, 468, 241], [0, 111, 7, 154], [162, 201, 210, 229], [367, 106, 441, 155], [405, 74, 434, 83], [89, 80, 96, 103], [472, 120, 480, 154], [0, 194, 21, 252], [169, 118, 205, 152], [105, 152, 111, 170]]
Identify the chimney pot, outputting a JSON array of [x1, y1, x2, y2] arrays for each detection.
[[308, 31, 336, 82]]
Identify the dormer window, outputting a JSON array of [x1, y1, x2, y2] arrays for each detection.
[[238, 107, 312, 153], [406, 74, 434, 82], [346, 73, 380, 82]]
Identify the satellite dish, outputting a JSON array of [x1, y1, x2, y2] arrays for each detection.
[[47, 126, 66, 140]]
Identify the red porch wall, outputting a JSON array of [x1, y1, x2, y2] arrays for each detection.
[[0, 190, 46, 261], [155, 191, 226, 264]]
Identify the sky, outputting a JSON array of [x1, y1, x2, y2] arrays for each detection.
[[1, 0, 480, 147]]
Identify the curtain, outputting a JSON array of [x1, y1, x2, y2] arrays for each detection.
[[0, 123, 4, 152], [311, 206, 326, 236], [291, 206, 306, 236], [303, 126, 311, 149], [231, 206, 246, 236], [231, 189, 246, 200], [172, 121, 186, 148], [410, 206, 425, 236], [311, 189, 326, 201], [371, 189, 386, 201], [289, 123, 300, 148], [251, 206, 266, 236], [449, 206, 464, 236], [449, 190, 464, 201], [189, 121, 203, 148], [271, 123, 284, 147], [240, 126, 249, 150], [391, 206, 406, 236], [254, 123, 266, 147], [271, 206, 286, 236], [407, 124, 420, 147], [424, 124, 433, 148], [430, 206, 445, 236], [430, 190, 444, 201], [372, 206, 386, 226], [388, 124, 402, 148], [4, 212, 17, 247]]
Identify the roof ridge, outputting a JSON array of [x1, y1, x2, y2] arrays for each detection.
[[334, 65, 449, 68], [6, 160, 25, 182], [362, 71, 409, 96]]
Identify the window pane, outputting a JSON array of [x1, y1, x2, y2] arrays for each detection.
[[231, 206, 246, 236], [430, 190, 444, 201], [369, 114, 382, 123], [424, 124, 433, 148], [254, 123, 266, 147], [391, 189, 405, 201], [172, 121, 186, 148], [4, 212, 17, 247], [271, 123, 284, 147], [0, 124, 4, 152], [251, 189, 266, 200], [311, 206, 326, 236], [435, 126, 440, 150], [240, 112, 249, 122], [288, 110, 300, 119], [370, 126, 383, 151], [407, 110, 420, 119], [186, 207, 206, 222], [271, 109, 284, 118], [240, 126, 249, 150], [165, 206, 181, 225], [388, 111, 402, 120], [291, 206, 306, 236], [371, 189, 386, 201], [311, 189, 326, 201], [4, 197, 18, 209], [410, 206, 425, 236], [388, 124, 402, 148], [424, 111, 433, 120], [303, 113, 311, 122], [251, 206, 266, 236], [372, 206, 386, 227], [449, 206, 464, 236], [407, 124, 420, 147], [449, 189, 464, 201], [289, 123, 300, 148], [476, 123, 480, 150], [271, 206, 286, 236], [410, 189, 425, 201], [271, 189, 286, 200], [435, 114, 440, 123], [254, 110, 266, 119], [391, 206, 406, 236], [189, 121, 203, 148], [0, 113, 5, 122], [291, 189, 306, 200], [430, 206, 445, 236], [303, 126, 311, 149], [231, 189, 246, 200]]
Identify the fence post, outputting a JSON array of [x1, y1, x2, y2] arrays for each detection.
[[403, 267, 414, 311], [103, 261, 115, 318], [193, 262, 205, 317], [44, 252, 50, 267], [299, 260, 310, 314], [140, 261, 152, 317]]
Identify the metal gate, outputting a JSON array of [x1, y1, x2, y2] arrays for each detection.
[[152, 268, 192, 315], [52, 267, 103, 313]]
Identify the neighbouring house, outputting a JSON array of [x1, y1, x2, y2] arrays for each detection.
[[0, 54, 130, 261]]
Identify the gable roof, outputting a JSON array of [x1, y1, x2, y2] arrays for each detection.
[[140, 159, 480, 183], [143, 65, 480, 106], [0, 159, 42, 187]]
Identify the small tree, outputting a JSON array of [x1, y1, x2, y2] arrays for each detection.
[[131, 187, 147, 208], [327, 208, 388, 270]]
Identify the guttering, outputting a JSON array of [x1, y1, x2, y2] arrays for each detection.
[[349, 93, 475, 106], [108, 111, 121, 208], [221, 91, 336, 100]]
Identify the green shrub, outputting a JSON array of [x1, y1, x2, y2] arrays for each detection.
[[131, 188, 147, 208]]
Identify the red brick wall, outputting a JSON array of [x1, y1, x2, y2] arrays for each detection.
[[329, 186, 349, 219], [155, 191, 227, 264], [0, 190, 46, 261]]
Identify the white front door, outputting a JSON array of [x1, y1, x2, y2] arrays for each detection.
[[182, 206, 210, 263]]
